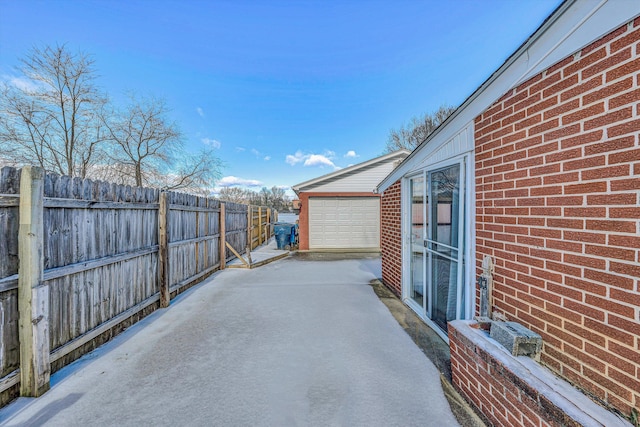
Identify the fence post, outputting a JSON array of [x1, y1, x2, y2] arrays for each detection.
[[18, 165, 50, 397], [267, 208, 271, 240], [219, 202, 226, 270], [247, 206, 253, 250], [158, 192, 170, 308], [258, 206, 263, 246]]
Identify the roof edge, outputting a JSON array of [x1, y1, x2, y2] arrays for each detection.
[[293, 149, 410, 195]]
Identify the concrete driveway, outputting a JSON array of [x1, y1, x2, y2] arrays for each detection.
[[0, 255, 459, 427]]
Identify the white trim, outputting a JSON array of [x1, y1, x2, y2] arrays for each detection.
[[512, 0, 607, 86], [416, 150, 472, 176], [456, 158, 465, 320], [465, 148, 476, 320]]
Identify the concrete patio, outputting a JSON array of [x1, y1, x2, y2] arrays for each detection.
[[0, 254, 460, 426]]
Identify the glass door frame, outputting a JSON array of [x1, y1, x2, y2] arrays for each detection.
[[408, 174, 428, 316], [402, 155, 469, 341]]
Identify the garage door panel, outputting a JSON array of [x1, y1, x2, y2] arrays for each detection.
[[308, 197, 380, 249]]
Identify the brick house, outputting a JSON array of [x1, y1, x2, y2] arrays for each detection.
[[293, 150, 408, 251], [376, 0, 639, 423]]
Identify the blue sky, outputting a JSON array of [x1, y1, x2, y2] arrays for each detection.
[[0, 0, 561, 196]]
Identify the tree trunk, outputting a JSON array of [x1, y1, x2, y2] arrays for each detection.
[[135, 163, 142, 187]]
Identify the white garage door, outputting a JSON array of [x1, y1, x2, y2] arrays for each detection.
[[308, 197, 380, 249]]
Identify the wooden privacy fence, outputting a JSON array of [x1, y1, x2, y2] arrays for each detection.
[[0, 166, 273, 405], [248, 205, 276, 251]]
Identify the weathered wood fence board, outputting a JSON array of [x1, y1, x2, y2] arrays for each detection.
[[0, 166, 273, 406], [18, 166, 49, 397], [41, 173, 161, 356], [0, 168, 20, 383], [226, 203, 249, 260]]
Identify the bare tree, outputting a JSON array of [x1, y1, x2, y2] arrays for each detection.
[[105, 95, 179, 187], [258, 187, 271, 207], [105, 95, 222, 192], [269, 186, 289, 211], [157, 148, 223, 194], [0, 45, 222, 195], [0, 44, 109, 177], [218, 187, 251, 204], [385, 104, 456, 152]]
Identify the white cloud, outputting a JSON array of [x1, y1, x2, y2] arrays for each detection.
[[344, 150, 358, 158], [286, 150, 338, 169], [286, 150, 305, 166], [201, 138, 221, 149], [2, 75, 38, 92], [235, 147, 246, 152], [196, 107, 205, 117], [248, 148, 270, 161], [217, 176, 263, 187], [304, 154, 336, 168]]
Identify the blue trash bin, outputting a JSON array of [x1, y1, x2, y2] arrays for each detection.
[[274, 222, 295, 250], [275, 233, 288, 249], [289, 223, 298, 246]]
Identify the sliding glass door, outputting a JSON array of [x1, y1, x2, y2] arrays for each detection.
[[428, 164, 462, 331], [407, 162, 465, 333]]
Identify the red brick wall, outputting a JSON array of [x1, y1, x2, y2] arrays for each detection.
[[381, 180, 402, 296], [475, 18, 640, 416], [298, 192, 309, 250]]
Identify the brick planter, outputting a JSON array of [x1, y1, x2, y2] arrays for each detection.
[[449, 320, 632, 427]]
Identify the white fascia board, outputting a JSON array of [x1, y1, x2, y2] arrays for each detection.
[[515, 0, 640, 85], [377, 0, 640, 193], [292, 149, 409, 194]]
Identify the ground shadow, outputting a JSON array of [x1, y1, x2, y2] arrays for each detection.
[[13, 393, 83, 427]]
